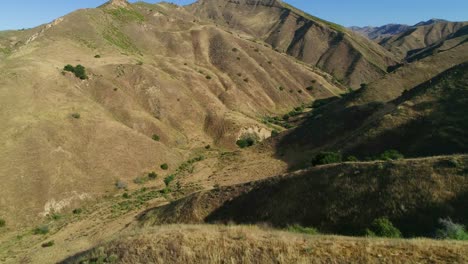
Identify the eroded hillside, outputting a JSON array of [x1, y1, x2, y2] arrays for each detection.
[[188, 0, 397, 88]]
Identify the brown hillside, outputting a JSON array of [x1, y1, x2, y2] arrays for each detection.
[[188, 0, 397, 88], [0, 1, 344, 225]]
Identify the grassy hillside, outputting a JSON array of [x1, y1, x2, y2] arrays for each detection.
[[60, 225, 468, 264], [0, 1, 346, 225], [139, 156, 468, 237]]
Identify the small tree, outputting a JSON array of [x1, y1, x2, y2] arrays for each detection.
[[74, 65, 88, 80], [161, 163, 169, 170], [152, 134, 160, 141]]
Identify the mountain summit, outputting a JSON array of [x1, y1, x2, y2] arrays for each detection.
[[104, 0, 129, 8]]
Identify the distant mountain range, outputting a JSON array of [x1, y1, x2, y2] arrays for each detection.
[[350, 19, 450, 40]]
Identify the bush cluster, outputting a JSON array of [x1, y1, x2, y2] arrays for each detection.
[[436, 218, 468, 240], [63, 64, 88, 80]]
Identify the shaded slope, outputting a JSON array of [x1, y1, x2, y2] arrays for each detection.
[[0, 1, 344, 225], [188, 0, 397, 88], [275, 63, 468, 167], [139, 156, 468, 237]]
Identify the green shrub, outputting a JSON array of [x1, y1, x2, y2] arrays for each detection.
[[278, 86, 284, 91], [94, 54, 101, 58], [148, 172, 158, 180], [287, 224, 319, 235], [366, 217, 402, 238], [311, 151, 342, 166], [236, 137, 256, 148], [379, 150, 404, 161], [306, 86, 314, 91], [71, 113, 81, 119], [72, 208, 82, 215], [160, 163, 169, 170], [41, 241, 55, 248], [436, 218, 468, 240], [122, 193, 130, 199], [164, 174, 175, 186], [205, 145, 211, 150], [152, 134, 160, 141], [33, 225, 50, 235], [206, 75, 212, 80], [0, 219, 5, 227]]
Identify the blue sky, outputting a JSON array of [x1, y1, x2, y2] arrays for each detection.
[[1, 0, 467, 30]]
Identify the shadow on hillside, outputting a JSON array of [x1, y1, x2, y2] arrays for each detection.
[[273, 63, 468, 170], [202, 164, 468, 237]]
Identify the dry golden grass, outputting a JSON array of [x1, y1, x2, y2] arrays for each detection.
[[62, 224, 468, 264]]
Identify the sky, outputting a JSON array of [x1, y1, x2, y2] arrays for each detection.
[[0, 0, 467, 30]]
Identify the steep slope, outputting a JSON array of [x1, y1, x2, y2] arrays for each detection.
[[140, 156, 468, 237], [350, 24, 410, 41], [0, 1, 345, 225], [188, 0, 397, 88], [275, 62, 468, 167], [379, 20, 468, 59]]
